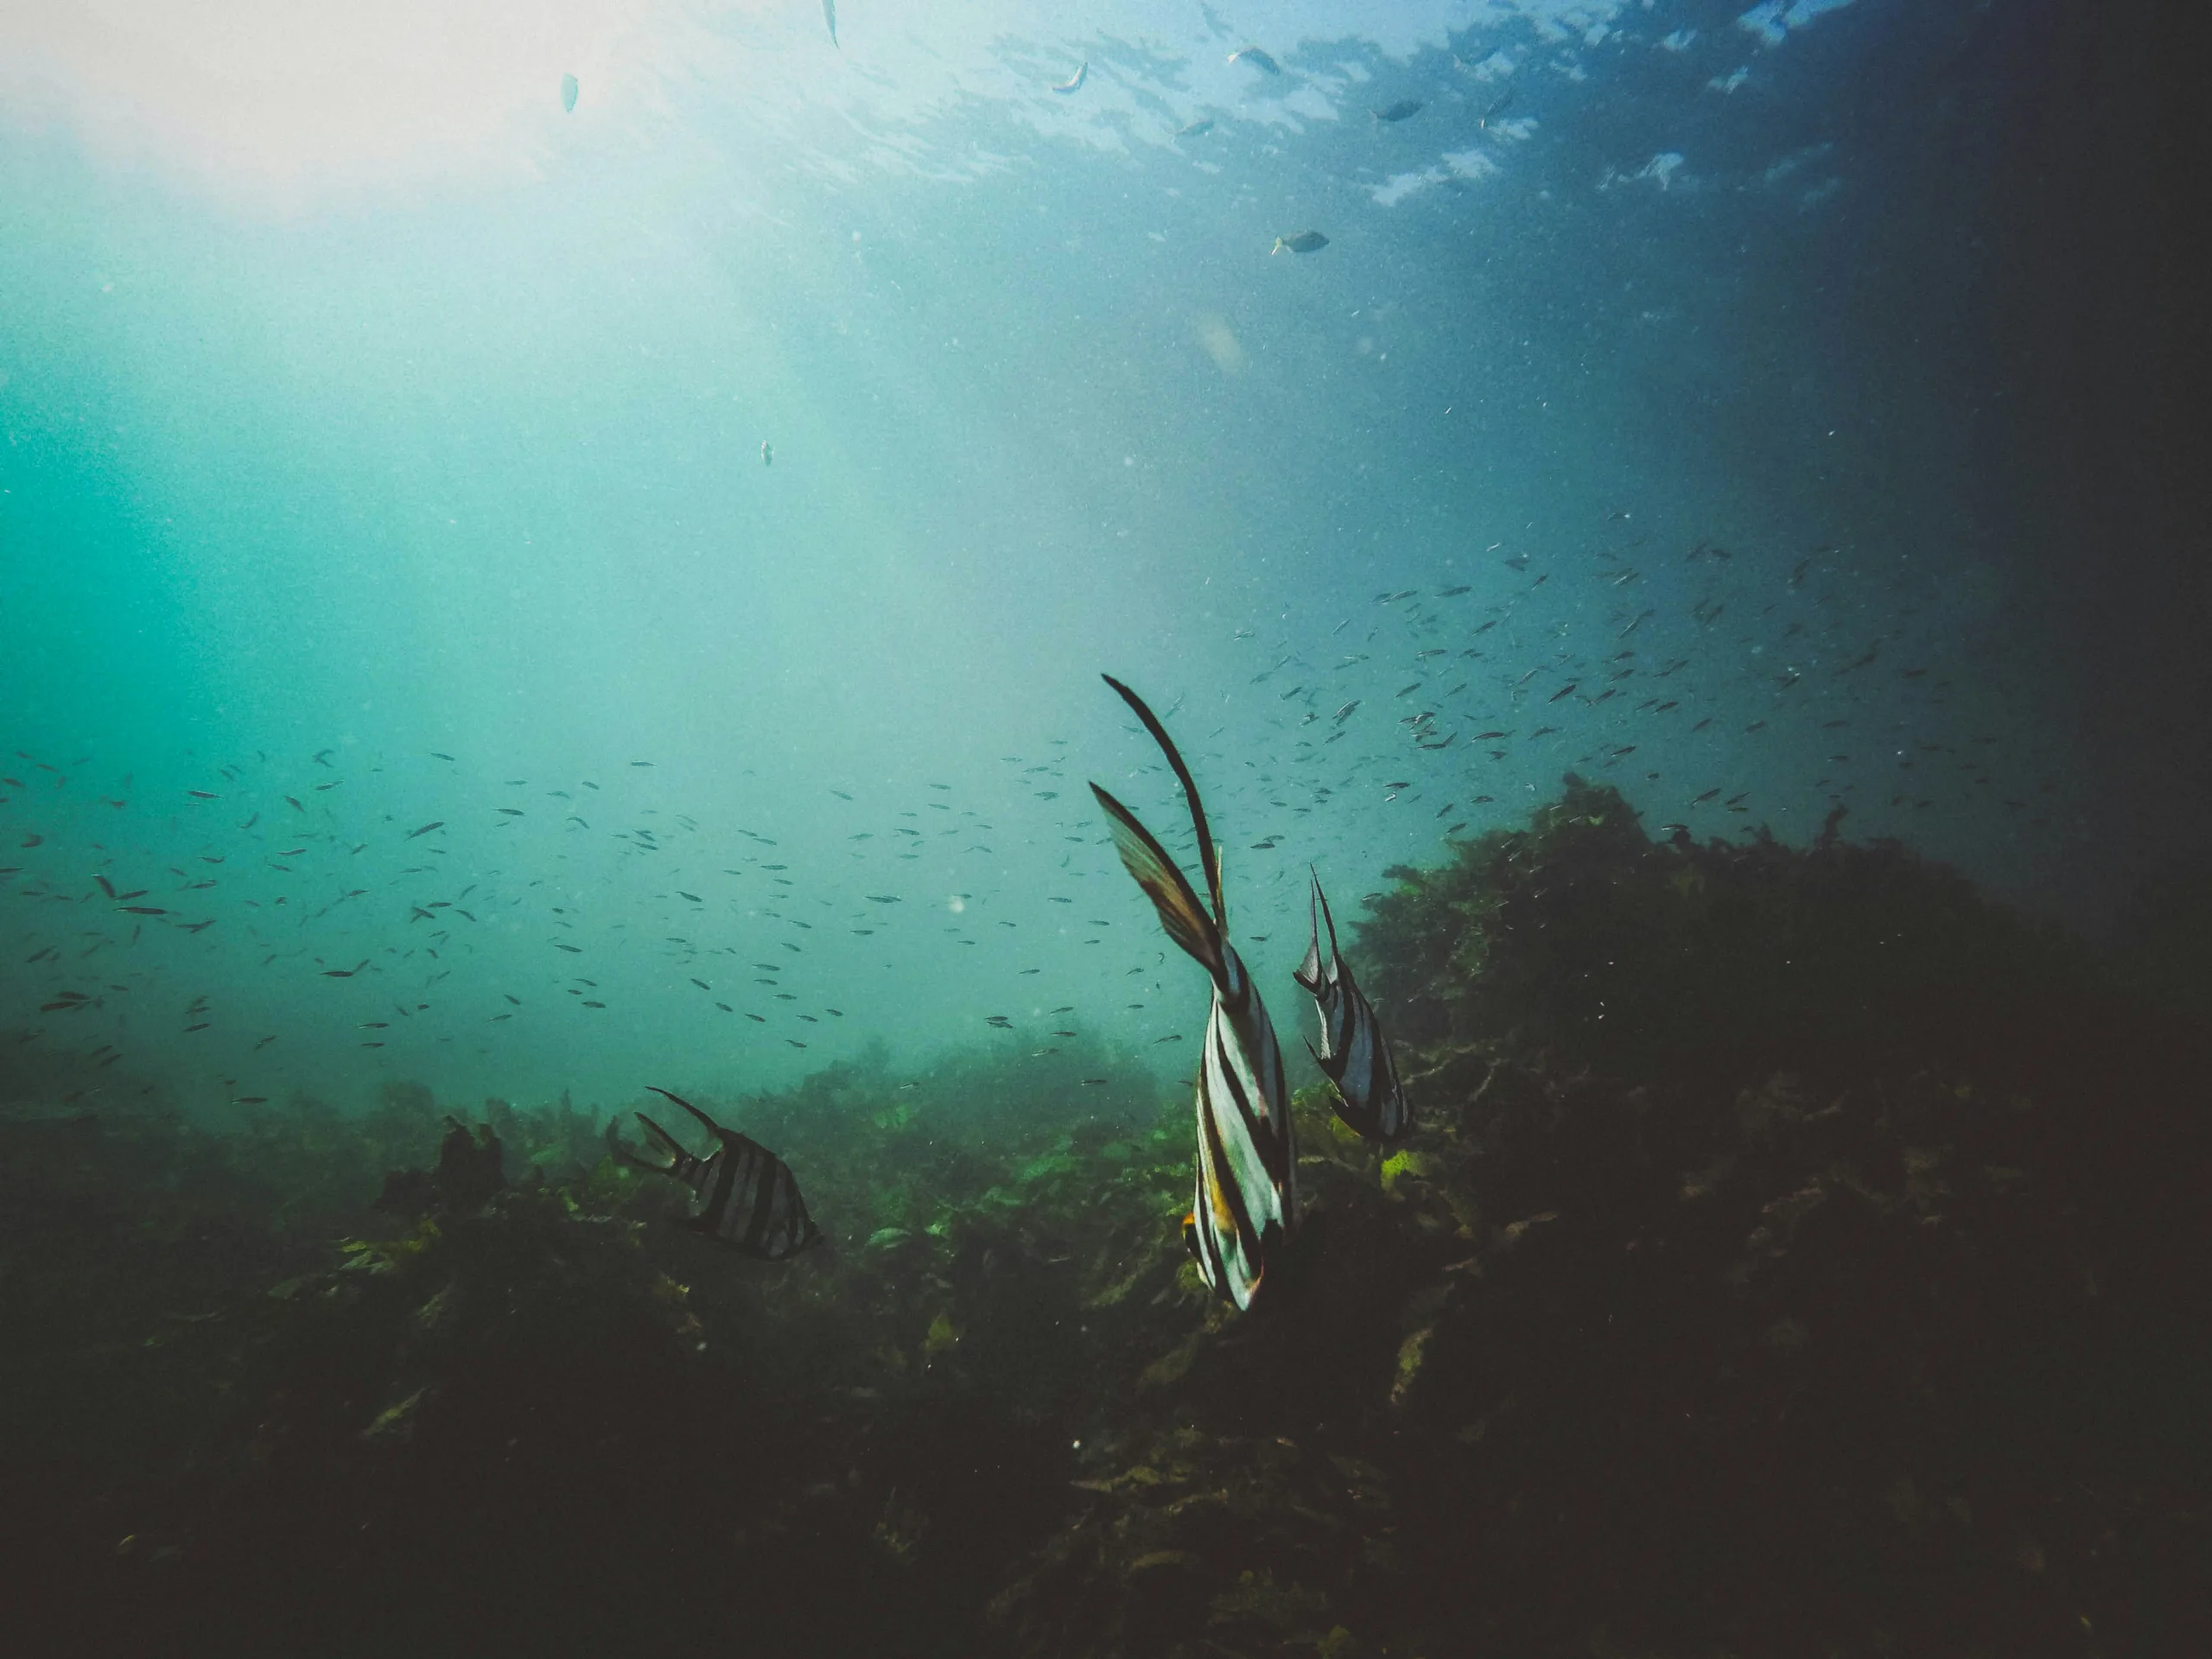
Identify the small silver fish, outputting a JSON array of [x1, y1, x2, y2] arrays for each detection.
[[1230, 47, 1281, 75], [823, 0, 837, 49], [1176, 118, 1215, 139], [1052, 61, 1088, 95], [561, 73, 578, 113], [761, 441, 772, 467], [1271, 230, 1329, 255], [1372, 99, 1422, 123]]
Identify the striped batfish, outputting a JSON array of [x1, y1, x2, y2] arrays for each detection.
[[1294, 869, 1410, 1141], [609, 1087, 822, 1259], [1090, 674, 1297, 1311]]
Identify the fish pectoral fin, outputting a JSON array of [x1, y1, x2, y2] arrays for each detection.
[[1090, 784, 1222, 975]]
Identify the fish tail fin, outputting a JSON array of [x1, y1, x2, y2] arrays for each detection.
[[1101, 675, 1225, 925], [1090, 783, 1223, 976]]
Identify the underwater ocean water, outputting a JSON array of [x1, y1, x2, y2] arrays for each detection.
[[3, 1, 2206, 1654]]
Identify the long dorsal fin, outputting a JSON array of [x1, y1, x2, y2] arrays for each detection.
[[1101, 675, 1225, 927], [1295, 868, 1326, 994], [632, 1113, 687, 1168], [1313, 869, 1343, 959], [647, 1085, 724, 1143], [609, 1115, 676, 1175], [1090, 783, 1222, 974]]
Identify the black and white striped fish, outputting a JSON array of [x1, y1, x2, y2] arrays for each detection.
[[1090, 674, 1297, 1311], [1294, 870, 1409, 1141], [610, 1086, 822, 1260]]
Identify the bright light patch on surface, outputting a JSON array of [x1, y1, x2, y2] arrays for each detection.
[[1607, 150, 1688, 192], [0, 1, 1625, 209], [0, 0, 690, 207], [1441, 147, 1503, 179], [1193, 315, 1246, 374], [1371, 144, 1500, 207], [1737, 0, 1860, 49]]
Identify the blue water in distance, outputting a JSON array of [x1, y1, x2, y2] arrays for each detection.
[[0, 1, 2196, 1115]]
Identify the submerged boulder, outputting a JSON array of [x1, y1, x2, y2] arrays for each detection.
[[372, 1116, 505, 1219]]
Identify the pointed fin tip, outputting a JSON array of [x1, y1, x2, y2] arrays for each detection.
[[1310, 868, 1343, 957], [623, 1113, 685, 1172], [1096, 673, 1225, 926], [1091, 782, 1221, 972], [646, 1084, 720, 1135]]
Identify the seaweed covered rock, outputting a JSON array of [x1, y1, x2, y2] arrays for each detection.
[[986, 789, 2211, 1657], [1359, 778, 2104, 1090], [370, 1115, 507, 1218], [7, 788, 2209, 1659]]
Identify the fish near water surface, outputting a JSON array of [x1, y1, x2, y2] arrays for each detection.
[[1052, 62, 1088, 95], [1294, 870, 1408, 1141], [609, 1087, 822, 1259], [1272, 231, 1329, 255], [1229, 47, 1281, 75], [1090, 675, 1296, 1312], [1371, 99, 1422, 123]]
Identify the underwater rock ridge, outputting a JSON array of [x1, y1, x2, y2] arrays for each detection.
[[4, 784, 2206, 1657]]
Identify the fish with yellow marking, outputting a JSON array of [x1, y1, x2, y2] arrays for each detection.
[[1090, 675, 1296, 1311], [1294, 870, 1409, 1141]]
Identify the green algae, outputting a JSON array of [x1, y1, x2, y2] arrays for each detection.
[[4, 784, 2208, 1657]]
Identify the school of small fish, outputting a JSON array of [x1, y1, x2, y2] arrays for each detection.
[[2, 517, 2044, 1138]]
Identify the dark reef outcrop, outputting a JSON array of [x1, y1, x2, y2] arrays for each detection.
[[3, 785, 2206, 1657]]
